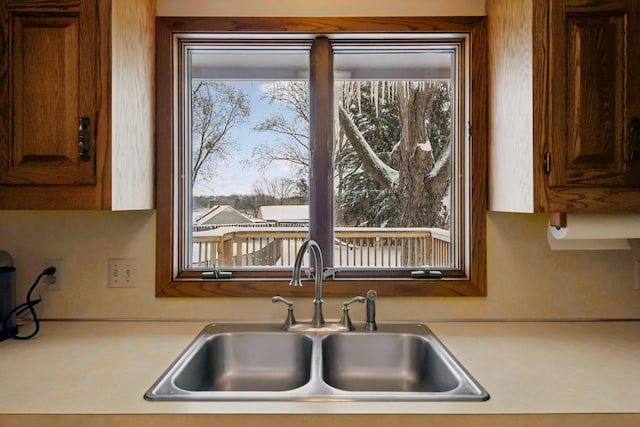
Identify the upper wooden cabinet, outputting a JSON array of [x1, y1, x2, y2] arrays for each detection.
[[0, 0, 155, 210], [488, 0, 640, 213]]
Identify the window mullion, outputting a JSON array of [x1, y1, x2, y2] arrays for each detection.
[[309, 37, 334, 267]]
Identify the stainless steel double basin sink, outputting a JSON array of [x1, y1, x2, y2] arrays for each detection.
[[144, 322, 489, 402]]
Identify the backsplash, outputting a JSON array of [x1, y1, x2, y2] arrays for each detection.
[[0, 210, 638, 321]]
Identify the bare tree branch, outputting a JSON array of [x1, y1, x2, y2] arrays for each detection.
[[191, 81, 250, 186], [248, 82, 310, 177]]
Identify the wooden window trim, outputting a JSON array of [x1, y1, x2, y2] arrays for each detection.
[[155, 17, 487, 298]]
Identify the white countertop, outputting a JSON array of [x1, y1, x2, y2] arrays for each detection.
[[0, 320, 639, 425]]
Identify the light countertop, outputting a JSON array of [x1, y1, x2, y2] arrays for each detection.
[[0, 320, 639, 426]]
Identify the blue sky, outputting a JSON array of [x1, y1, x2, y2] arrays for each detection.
[[192, 81, 299, 197]]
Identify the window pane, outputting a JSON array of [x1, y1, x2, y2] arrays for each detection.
[[184, 42, 464, 272], [333, 48, 456, 268], [188, 47, 310, 268]]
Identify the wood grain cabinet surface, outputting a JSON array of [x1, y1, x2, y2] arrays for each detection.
[[0, 0, 155, 210], [489, 0, 640, 213]]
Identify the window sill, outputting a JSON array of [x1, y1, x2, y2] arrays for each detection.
[[156, 277, 486, 298]]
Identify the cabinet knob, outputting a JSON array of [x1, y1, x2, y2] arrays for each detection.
[[78, 116, 90, 162]]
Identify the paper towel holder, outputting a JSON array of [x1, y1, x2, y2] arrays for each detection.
[[549, 212, 567, 229]]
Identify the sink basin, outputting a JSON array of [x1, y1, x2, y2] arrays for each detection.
[[322, 333, 459, 393], [144, 322, 489, 402], [174, 332, 312, 392]]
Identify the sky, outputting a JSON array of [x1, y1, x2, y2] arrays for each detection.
[[192, 81, 301, 197]]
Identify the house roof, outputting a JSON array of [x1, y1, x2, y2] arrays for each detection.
[[257, 205, 309, 222], [194, 205, 254, 226]]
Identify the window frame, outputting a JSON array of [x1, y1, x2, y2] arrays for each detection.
[[155, 17, 487, 298]]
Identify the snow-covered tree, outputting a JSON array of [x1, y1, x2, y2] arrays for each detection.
[[338, 80, 451, 228], [336, 81, 400, 226], [253, 79, 452, 229]]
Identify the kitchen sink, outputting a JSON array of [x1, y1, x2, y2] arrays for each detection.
[[174, 332, 312, 392], [322, 332, 460, 393], [144, 322, 489, 402]]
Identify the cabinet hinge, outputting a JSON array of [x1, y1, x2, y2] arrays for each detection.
[[543, 151, 551, 174]]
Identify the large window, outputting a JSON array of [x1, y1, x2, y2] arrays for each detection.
[[156, 17, 487, 298]]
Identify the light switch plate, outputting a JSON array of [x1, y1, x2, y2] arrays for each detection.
[[108, 258, 137, 288]]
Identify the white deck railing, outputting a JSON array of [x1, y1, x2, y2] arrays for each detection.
[[192, 226, 450, 268]]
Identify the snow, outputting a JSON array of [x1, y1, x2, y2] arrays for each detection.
[[416, 141, 433, 152]]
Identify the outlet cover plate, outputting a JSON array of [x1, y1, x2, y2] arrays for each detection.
[[43, 259, 63, 291]]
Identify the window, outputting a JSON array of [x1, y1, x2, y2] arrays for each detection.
[[156, 17, 487, 298]]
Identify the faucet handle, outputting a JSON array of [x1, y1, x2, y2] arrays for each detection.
[[340, 296, 365, 331], [344, 296, 365, 307], [272, 296, 297, 331]]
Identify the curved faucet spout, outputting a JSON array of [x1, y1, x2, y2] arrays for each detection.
[[290, 239, 325, 327]]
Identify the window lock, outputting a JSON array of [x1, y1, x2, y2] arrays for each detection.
[[202, 266, 233, 279], [410, 270, 442, 279]]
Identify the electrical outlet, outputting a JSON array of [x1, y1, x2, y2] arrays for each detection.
[[108, 258, 137, 288], [43, 259, 63, 291]]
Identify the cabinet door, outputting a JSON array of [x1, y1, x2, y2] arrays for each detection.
[[547, 0, 640, 191], [0, 0, 97, 185]]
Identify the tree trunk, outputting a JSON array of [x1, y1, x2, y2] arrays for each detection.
[[337, 82, 451, 230], [395, 83, 450, 228]]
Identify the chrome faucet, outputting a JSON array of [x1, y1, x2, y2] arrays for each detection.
[[289, 239, 325, 328], [278, 239, 378, 332]]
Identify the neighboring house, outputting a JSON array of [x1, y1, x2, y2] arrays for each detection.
[[194, 204, 255, 227], [257, 205, 309, 225]]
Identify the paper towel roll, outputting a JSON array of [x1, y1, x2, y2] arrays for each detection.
[[547, 214, 640, 250]]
